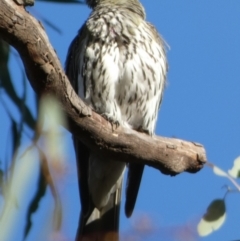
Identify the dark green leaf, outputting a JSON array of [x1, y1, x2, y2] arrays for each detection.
[[0, 41, 11, 91], [20, 70, 37, 131], [0, 53, 36, 130], [0, 40, 9, 65], [197, 199, 226, 236], [203, 199, 226, 221], [24, 163, 47, 240], [11, 118, 21, 156]]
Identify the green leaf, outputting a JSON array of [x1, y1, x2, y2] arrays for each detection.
[[208, 162, 240, 191], [0, 57, 36, 130], [0, 40, 9, 65], [0, 41, 36, 131], [24, 162, 47, 240], [20, 71, 37, 131], [197, 199, 226, 237], [0, 41, 11, 92], [0, 147, 38, 241], [10, 119, 21, 157], [39, 95, 66, 161], [228, 156, 240, 178], [37, 96, 65, 232], [213, 166, 228, 177]]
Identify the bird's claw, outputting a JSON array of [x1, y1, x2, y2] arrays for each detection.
[[102, 114, 120, 131]]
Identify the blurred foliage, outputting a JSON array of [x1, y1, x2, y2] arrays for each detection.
[[197, 159, 240, 237], [0, 0, 85, 239], [198, 199, 226, 237]]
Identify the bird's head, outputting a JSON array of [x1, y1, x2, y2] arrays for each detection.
[[86, 0, 142, 7], [86, 0, 145, 18]]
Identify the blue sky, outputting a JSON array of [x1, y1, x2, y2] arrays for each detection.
[[1, 1, 240, 241]]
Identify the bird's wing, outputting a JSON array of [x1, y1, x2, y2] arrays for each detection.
[[65, 23, 92, 214], [65, 24, 93, 235], [65, 25, 123, 241]]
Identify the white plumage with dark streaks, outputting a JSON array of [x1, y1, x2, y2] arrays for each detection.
[[65, 0, 168, 239]]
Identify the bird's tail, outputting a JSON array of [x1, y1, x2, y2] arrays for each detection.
[[76, 180, 122, 241], [73, 138, 124, 241]]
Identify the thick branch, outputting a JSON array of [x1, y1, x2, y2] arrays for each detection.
[[0, 0, 206, 175]]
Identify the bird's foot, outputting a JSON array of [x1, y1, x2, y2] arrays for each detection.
[[136, 126, 152, 136], [102, 113, 120, 131]]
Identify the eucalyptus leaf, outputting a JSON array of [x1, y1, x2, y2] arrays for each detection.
[[197, 199, 226, 236], [228, 156, 240, 178], [10, 118, 20, 157], [213, 166, 228, 177], [24, 164, 47, 240]]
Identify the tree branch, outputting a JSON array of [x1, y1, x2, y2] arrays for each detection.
[[0, 0, 206, 175]]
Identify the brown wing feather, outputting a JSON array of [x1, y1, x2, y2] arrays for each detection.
[[66, 25, 122, 240]]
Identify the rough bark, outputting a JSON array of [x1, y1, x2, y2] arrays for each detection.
[[0, 0, 207, 175]]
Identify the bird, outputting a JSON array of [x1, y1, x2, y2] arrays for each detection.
[[65, 0, 168, 240]]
